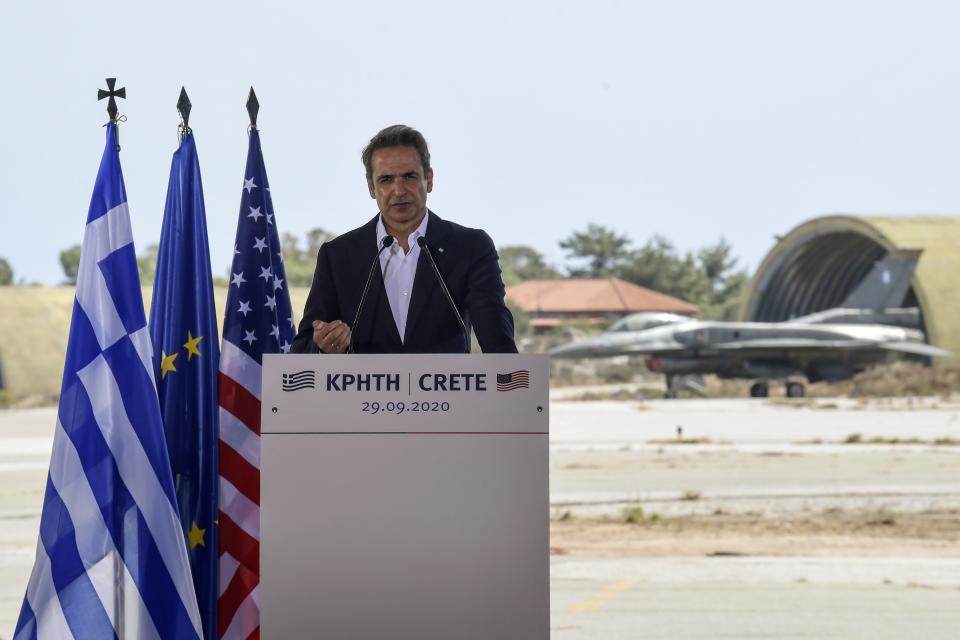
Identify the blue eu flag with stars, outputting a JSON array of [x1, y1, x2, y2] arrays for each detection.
[[149, 130, 219, 640]]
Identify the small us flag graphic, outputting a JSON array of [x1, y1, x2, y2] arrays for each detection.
[[497, 370, 530, 391]]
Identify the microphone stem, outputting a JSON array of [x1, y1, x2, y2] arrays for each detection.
[[420, 238, 470, 353], [348, 238, 392, 354]]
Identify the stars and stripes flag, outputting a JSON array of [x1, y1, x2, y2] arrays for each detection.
[[496, 370, 530, 391], [218, 127, 295, 639], [14, 123, 202, 639], [149, 130, 220, 640]]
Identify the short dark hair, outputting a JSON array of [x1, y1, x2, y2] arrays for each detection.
[[362, 124, 431, 179]]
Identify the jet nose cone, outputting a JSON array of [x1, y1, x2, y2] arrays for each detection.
[[548, 342, 587, 359], [548, 337, 606, 359]]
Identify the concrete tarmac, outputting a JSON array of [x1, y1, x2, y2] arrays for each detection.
[[2, 399, 960, 639]]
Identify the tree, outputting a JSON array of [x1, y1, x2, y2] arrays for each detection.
[[693, 238, 749, 319], [497, 245, 559, 286], [697, 237, 737, 283], [137, 244, 159, 286], [281, 228, 336, 287], [0, 257, 13, 286], [59, 244, 81, 285], [505, 298, 532, 338], [614, 235, 749, 320], [559, 224, 632, 277]]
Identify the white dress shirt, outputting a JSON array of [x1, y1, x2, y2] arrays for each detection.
[[376, 213, 429, 342]]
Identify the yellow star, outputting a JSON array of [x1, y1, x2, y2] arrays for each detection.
[[160, 351, 178, 379], [187, 521, 206, 550], [183, 331, 203, 360]]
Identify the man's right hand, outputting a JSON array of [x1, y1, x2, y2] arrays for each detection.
[[313, 320, 352, 354]]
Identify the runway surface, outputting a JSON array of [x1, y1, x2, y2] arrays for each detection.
[[2, 398, 958, 638]]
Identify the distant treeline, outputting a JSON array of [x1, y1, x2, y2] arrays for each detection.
[[3, 224, 748, 321]]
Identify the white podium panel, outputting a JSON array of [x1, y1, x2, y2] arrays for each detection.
[[260, 354, 549, 639]]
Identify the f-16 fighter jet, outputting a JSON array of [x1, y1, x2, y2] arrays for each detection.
[[549, 251, 950, 398]]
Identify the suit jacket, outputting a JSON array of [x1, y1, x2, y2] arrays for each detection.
[[291, 211, 517, 354]]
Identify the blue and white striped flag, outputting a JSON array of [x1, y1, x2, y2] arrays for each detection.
[[13, 123, 202, 640]]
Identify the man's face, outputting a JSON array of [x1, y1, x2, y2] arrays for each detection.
[[367, 146, 433, 231]]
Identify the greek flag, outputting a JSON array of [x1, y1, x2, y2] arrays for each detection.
[[13, 123, 202, 640]]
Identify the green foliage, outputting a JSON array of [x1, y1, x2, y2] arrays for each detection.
[[505, 298, 532, 338], [137, 244, 159, 286], [0, 256, 13, 286], [498, 245, 559, 286], [559, 224, 632, 277], [59, 244, 81, 285], [623, 507, 662, 526], [281, 228, 336, 287], [559, 225, 749, 319]]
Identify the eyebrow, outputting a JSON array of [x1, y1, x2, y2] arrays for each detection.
[[377, 171, 420, 180]]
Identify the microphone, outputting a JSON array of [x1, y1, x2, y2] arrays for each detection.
[[417, 236, 470, 353], [348, 235, 394, 354]]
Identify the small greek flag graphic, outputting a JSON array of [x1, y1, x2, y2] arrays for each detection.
[[282, 370, 316, 391]]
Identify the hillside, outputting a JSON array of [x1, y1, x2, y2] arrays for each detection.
[[0, 286, 310, 401]]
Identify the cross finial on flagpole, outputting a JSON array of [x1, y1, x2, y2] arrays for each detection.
[[98, 78, 126, 122], [247, 87, 260, 129]]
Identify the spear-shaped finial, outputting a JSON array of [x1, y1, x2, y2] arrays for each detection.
[[97, 77, 126, 122], [246, 87, 260, 128], [177, 87, 192, 131]]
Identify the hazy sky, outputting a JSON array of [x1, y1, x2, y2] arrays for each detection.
[[3, 0, 960, 285]]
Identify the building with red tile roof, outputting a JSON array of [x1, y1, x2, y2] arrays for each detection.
[[505, 278, 698, 330]]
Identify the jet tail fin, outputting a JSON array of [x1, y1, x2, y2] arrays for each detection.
[[840, 249, 922, 310]]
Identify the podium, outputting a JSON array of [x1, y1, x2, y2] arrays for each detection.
[[260, 354, 549, 639]]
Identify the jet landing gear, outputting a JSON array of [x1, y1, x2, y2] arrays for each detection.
[[785, 381, 806, 398], [749, 382, 769, 398], [749, 381, 805, 398], [665, 374, 679, 399]]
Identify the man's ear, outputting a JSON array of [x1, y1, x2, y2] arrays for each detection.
[[426, 168, 434, 194], [367, 179, 376, 199]]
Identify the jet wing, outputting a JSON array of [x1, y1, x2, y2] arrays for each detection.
[[618, 344, 689, 355], [708, 338, 876, 350], [703, 338, 950, 359], [879, 342, 952, 357]]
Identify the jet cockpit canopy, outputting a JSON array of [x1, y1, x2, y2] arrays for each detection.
[[606, 312, 691, 333]]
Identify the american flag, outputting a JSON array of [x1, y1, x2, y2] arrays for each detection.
[[14, 123, 202, 639], [497, 370, 530, 391], [217, 128, 295, 640]]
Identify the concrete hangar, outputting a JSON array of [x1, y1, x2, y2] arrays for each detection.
[[742, 215, 960, 360]]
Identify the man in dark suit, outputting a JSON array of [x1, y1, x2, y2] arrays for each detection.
[[291, 125, 517, 354]]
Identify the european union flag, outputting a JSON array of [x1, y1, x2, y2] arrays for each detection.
[[149, 130, 219, 640], [15, 123, 202, 639]]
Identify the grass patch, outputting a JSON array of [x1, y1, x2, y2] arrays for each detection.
[[842, 433, 960, 446], [623, 507, 662, 526], [647, 437, 712, 445], [767, 398, 839, 410]]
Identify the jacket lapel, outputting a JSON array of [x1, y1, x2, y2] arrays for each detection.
[[403, 210, 449, 345], [355, 215, 402, 350]]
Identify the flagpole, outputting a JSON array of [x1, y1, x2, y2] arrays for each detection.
[[100, 78, 129, 638]]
